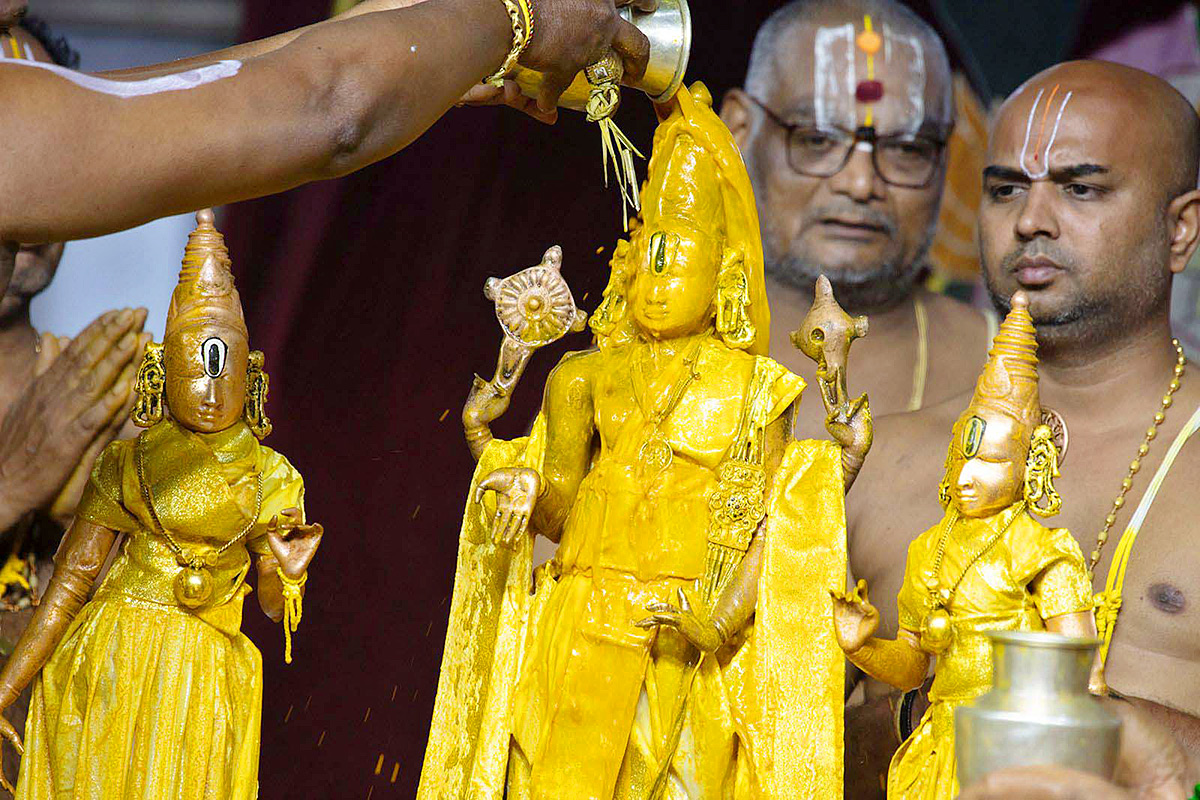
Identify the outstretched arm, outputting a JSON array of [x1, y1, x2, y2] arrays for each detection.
[[0, 519, 118, 773], [0, 0, 654, 243], [831, 580, 930, 692]]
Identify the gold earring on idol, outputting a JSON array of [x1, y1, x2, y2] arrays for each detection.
[[1024, 423, 1062, 517], [244, 350, 273, 440], [714, 249, 754, 350], [132, 342, 165, 428]]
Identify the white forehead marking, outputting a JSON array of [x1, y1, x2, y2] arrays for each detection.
[[814, 24, 856, 131], [1018, 87, 1074, 179], [22, 44, 33, 61], [854, 141, 874, 152], [0, 57, 241, 98], [881, 24, 926, 136]]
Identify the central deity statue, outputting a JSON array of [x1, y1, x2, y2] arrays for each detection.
[[420, 84, 871, 799]]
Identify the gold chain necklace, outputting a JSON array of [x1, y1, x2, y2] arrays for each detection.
[[135, 433, 262, 609], [920, 503, 1024, 655], [630, 339, 703, 473], [1088, 339, 1186, 579]]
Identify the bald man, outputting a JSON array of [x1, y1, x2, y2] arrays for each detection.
[[722, 0, 992, 438], [848, 60, 1200, 796]]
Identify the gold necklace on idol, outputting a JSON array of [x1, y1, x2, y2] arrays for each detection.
[[1087, 339, 1186, 579], [135, 433, 261, 609], [630, 339, 703, 474], [920, 503, 1025, 655]]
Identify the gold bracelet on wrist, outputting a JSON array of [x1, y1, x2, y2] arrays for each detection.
[[485, 0, 534, 87]]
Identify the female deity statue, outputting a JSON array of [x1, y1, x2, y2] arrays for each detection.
[[420, 83, 872, 799], [0, 210, 322, 800], [831, 292, 1103, 799]]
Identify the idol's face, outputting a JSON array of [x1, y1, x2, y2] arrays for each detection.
[[0, 2, 27, 33], [628, 221, 720, 341], [164, 325, 248, 433], [946, 409, 1026, 518]]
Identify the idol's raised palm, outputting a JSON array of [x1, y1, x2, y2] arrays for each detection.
[[831, 579, 879, 654], [265, 507, 324, 581]]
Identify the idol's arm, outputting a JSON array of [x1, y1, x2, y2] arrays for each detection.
[[255, 553, 296, 624], [527, 355, 595, 542], [1045, 610, 1108, 695], [0, 520, 117, 711], [845, 630, 930, 692], [831, 581, 930, 692]]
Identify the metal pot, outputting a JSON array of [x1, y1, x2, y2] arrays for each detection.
[[955, 630, 1121, 787], [508, 0, 692, 112]]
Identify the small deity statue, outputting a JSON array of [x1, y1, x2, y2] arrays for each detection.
[[831, 291, 1103, 799], [420, 83, 872, 799], [0, 210, 322, 800]]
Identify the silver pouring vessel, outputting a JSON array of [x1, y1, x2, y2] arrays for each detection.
[[509, 0, 692, 111], [955, 630, 1121, 787]]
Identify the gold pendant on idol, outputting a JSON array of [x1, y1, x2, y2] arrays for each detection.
[[920, 605, 953, 655], [638, 432, 673, 473], [173, 552, 217, 608]]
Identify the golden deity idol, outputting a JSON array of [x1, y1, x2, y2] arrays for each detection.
[[420, 83, 871, 800], [0, 211, 322, 800], [831, 292, 1103, 800]]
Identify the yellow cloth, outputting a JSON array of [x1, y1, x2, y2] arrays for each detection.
[[419, 357, 847, 799], [888, 506, 1093, 799], [16, 420, 305, 800]]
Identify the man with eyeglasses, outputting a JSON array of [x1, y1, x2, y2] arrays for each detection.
[[721, 3, 994, 797], [722, 0, 993, 444]]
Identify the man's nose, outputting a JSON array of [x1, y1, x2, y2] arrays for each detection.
[[1014, 181, 1061, 241], [827, 144, 886, 203]]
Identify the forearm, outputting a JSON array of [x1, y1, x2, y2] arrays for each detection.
[[708, 529, 764, 641], [842, 445, 867, 493], [845, 631, 930, 692], [0, 0, 512, 242], [256, 553, 306, 623], [0, 521, 115, 704], [99, 0, 432, 80]]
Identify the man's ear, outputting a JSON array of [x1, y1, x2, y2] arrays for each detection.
[[720, 88, 755, 152], [1168, 188, 1200, 273]]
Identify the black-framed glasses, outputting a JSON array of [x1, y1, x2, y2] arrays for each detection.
[[745, 95, 948, 189]]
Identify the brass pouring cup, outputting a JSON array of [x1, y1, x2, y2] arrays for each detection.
[[509, 0, 692, 112]]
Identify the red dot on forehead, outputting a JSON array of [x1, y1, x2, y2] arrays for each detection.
[[855, 80, 884, 103]]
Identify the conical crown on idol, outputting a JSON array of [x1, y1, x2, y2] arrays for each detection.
[[165, 209, 248, 339], [639, 82, 771, 355], [969, 291, 1040, 431]]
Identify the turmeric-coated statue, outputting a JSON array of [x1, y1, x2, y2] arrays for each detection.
[[831, 292, 1103, 799], [0, 210, 322, 800], [420, 83, 871, 800]]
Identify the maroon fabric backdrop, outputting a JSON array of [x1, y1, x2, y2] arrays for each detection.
[[227, 2, 954, 795]]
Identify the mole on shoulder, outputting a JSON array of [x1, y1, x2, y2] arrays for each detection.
[[1147, 582, 1187, 614]]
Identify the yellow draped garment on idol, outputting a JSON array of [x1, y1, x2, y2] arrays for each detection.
[[15, 419, 304, 800], [888, 508, 1093, 800], [420, 84, 847, 800]]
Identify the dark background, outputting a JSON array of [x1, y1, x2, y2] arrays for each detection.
[[226, 1, 1182, 795]]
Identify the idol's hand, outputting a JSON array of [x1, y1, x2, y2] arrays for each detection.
[[520, 0, 656, 112], [0, 309, 148, 531], [0, 707, 23, 794], [830, 579, 879, 655], [636, 587, 724, 652], [476, 467, 542, 548], [824, 393, 872, 458], [265, 507, 324, 580]]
